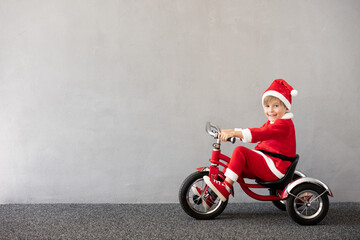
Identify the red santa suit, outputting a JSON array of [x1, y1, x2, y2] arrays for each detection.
[[224, 79, 298, 182]]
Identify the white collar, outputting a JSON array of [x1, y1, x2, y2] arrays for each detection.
[[270, 112, 294, 124], [282, 112, 294, 119]]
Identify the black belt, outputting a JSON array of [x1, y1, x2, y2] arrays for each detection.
[[258, 150, 296, 162]]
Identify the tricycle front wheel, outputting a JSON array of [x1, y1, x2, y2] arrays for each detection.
[[286, 183, 329, 225], [179, 171, 228, 220]]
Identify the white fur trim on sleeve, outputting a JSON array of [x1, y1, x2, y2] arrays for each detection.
[[234, 128, 252, 142], [240, 128, 252, 143]]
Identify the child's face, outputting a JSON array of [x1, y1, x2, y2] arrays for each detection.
[[263, 98, 289, 122]]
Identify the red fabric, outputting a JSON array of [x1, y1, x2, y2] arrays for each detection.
[[228, 146, 280, 181], [251, 118, 296, 175], [228, 118, 296, 181]]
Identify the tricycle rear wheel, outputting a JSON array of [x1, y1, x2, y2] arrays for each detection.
[[270, 173, 303, 211], [286, 183, 329, 225]]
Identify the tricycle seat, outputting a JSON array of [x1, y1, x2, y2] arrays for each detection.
[[255, 154, 299, 190]]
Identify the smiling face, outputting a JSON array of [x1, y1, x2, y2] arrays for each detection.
[[263, 97, 289, 122]]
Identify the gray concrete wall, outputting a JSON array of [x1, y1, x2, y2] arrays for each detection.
[[0, 0, 359, 203]]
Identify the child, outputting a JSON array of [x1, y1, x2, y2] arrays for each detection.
[[204, 79, 298, 203]]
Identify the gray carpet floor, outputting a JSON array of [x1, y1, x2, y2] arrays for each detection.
[[0, 202, 359, 240]]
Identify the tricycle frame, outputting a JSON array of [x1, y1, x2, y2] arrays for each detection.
[[202, 139, 286, 202]]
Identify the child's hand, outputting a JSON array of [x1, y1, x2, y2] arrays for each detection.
[[219, 129, 235, 142]]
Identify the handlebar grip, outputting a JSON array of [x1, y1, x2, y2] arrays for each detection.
[[227, 137, 236, 144]]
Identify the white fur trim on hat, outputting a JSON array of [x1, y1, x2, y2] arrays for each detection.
[[262, 90, 292, 110]]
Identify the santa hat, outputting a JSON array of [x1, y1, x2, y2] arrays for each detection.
[[262, 79, 298, 111]]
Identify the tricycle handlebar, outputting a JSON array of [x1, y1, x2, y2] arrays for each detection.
[[205, 122, 236, 144]]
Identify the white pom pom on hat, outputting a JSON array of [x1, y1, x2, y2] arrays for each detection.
[[262, 79, 297, 110], [291, 89, 298, 97]]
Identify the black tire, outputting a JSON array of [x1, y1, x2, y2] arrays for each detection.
[[179, 171, 228, 220], [270, 173, 303, 211], [286, 183, 329, 225]]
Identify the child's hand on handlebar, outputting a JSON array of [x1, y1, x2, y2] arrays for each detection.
[[219, 129, 236, 142]]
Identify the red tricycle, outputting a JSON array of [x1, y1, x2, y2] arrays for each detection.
[[179, 122, 333, 225]]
